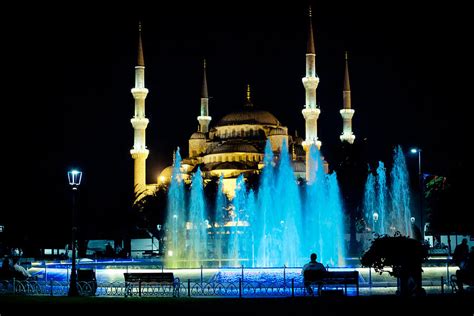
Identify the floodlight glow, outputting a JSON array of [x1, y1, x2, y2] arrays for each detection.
[[410, 148, 418, 154]]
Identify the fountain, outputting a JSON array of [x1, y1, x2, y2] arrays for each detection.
[[164, 141, 347, 268], [363, 145, 413, 239]]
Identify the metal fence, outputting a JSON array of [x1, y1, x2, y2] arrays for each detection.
[[1, 278, 335, 298]]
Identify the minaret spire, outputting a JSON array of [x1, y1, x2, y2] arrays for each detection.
[[201, 59, 208, 98], [340, 51, 355, 144], [307, 5, 315, 54], [197, 59, 211, 133], [130, 21, 150, 195], [343, 51, 350, 93], [244, 84, 253, 107], [137, 21, 145, 67], [301, 5, 321, 181]]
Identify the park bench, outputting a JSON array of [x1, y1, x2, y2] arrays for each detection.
[[77, 269, 97, 296], [124, 272, 180, 297], [450, 273, 474, 293], [304, 270, 359, 296]]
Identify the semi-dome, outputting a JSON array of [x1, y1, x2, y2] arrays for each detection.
[[190, 132, 206, 139], [216, 109, 280, 126]]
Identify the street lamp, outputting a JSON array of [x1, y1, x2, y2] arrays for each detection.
[[67, 169, 82, 296], [372, 211, 379, 233], [410, 148, 423, 239]]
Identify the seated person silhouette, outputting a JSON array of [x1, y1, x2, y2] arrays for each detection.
[[1, 256, 14, 286], [12, 258, 31, 280], [302, 253, 327, 296]]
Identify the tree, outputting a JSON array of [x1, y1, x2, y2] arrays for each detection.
[[361, 233, 428, 296], [131, 184, 169, 246], [425, 164, 473, 235]]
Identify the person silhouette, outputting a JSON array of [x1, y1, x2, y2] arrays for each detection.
[[12, 258, 31, 280], [453, 238, 469, 268], [455, 246, 474, 292], [302, 253, 326, 296], [105, 242, 114, 258]]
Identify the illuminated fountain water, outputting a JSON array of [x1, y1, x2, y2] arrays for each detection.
[[214, 174, 226, 264], [166, 148, 186, 268], [165, 141, 346, 268], [254, 142, 275, 267], [187, 167, 208, 265], [305, 145, 346, 266], [363, 145, 412, 238], [390, 146, 412, 237]]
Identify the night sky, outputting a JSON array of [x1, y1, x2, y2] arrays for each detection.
[[3, 2, 468, 241]]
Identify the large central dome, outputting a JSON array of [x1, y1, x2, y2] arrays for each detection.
[[216, 108, 280, 126]]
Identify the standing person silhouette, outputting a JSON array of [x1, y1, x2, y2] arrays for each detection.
[[455, 246, 474, 292], [453, 238, 469, 268], [302, 253, 326, 296]]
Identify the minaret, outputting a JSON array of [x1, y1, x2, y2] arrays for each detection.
[[197, 59, 211, 133], [301, 6, 321, 181], [130, 22, 150, 194], [340, 51, 355, 144]]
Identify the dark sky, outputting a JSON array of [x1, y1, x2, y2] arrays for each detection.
[[3, 1, 468, 240]]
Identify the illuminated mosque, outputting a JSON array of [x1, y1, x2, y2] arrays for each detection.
[[130, 9, 356, 197]]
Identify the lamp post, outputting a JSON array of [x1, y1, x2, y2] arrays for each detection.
[[67, 169, 82, 296], [372, 211, 379, 233], [410, 148, 423, 239]]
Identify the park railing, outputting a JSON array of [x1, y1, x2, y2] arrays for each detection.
[[0, 278, 333, 298], [0, 260, 455, 297]]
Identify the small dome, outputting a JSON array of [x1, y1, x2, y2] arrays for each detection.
[[216, 109, 280, 126], [210, 142, 259, 154], [269, 127, 286, 136], [190, 132, 206, 140], [158, 166, 174, 182]]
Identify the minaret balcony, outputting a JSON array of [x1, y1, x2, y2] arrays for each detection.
[[340, 109, 355, 119], [302, 76, 319, 89], [197, 116, 212, 122], [131, 88, 149, 98], [131, 117, 149, 129], [130, 148, 149, 159], [340, 133, 355, 144], [302, 139, 322, 151], [302, 108, 320, 120]]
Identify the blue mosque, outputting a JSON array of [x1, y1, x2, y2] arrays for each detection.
[[130, 9, 356, 197]]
